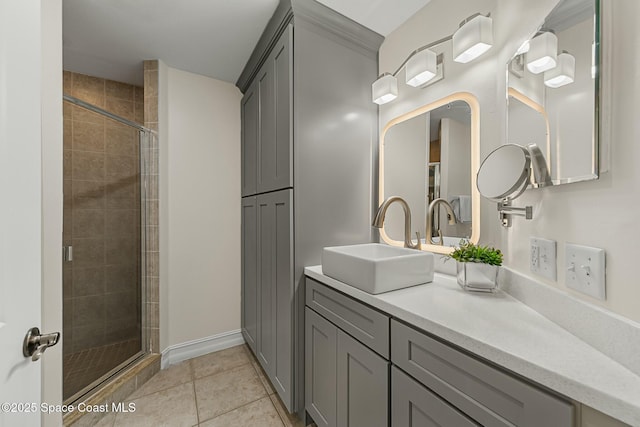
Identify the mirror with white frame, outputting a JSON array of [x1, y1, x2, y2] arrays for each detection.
[[379, 94, 480, 254], [507, 0, 599, 185]]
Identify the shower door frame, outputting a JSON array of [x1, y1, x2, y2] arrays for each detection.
[[62, 94, 155, 404]]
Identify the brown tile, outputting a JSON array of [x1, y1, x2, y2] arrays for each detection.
[[106, 98, 135, 121], [72, 151, 105, 181], [194, 364, 266, 422], [146, 277, 159, 303], [73, 180, 106, 210], [72, 73, 105, 107], [106, 155, 138, 182], [64, 119, 73, 149], [72, 208, 105, 238], [63, 267, 73, 298], [134, 87, 144, 104], [105, 291, 137, 319], [134, 103, 144, 124], [63, 70, 73, 93], [106, 123, 137, 156], [64, 101, 73, 120], [146, 303, 158, 328], [147, 252, 159, 277], [143, 60, 158, 72], [72, 237, 105, 268], [72, 295, 105, 327], [270, 393, 305, 427], [146, 226, 158, 251], [114, 382, 197, 427], [106, 80, 134, 101], [73, 104, 105, 124], [135, 360, 160, 391], [63, 206, 73, 243], [72, 266, 105, 297], [190, 345, 250, 379], [105, 264, 138, 293], [106, 209, 136, 237], [64, 150, 73, 180], [146, 175, 158, 200], [73, 120, 105, 152], [128, 362, 192, 400], [71, 325, 104, 352], [106, 237, 136, 265], [105, 319, 139, 343], [200, 396, 284, 427], [143, 70, 158, 98], [143, 98, 158, 122], [145, 201, 158, 226]]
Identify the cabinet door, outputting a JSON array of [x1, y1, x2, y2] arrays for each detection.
[[305, 308, 338, 427], [336, 330, 389, 427], [241, 80, 258, 196], [257, 24, 292, 193], [257, 189, 294, 409], [241, 196, 258, 352], [392, 367, 479, 427]]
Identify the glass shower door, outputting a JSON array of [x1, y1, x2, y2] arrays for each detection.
[[62, 100, 145, 402]]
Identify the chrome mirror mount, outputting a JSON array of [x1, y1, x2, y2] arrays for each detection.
[[477, 144, 548, 227]]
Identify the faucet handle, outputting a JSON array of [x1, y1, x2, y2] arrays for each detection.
[[414, 232, 422, 250]]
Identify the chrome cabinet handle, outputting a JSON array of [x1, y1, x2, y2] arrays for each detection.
[[23, 327, 60, 362]]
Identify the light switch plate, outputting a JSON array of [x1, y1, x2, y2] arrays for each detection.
[[530, 237, 556, 280], [565, 243, 606, 300]]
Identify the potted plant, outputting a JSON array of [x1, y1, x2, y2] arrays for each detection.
[[449, 241, 503, 292]]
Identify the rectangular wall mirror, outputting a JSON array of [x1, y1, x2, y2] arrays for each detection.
[[507, 0, 599, 185], [379, 94, 480, 254]]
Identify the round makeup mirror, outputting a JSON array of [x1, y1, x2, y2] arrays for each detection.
[[477, 144, 531, 201]]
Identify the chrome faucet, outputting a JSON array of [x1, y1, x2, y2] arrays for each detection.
[[372, 196, 421, 250], [426, 198, 457, 245]]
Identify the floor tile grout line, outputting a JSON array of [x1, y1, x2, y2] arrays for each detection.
[[197, 394, 273, 426], [192, 379, 200, 426]]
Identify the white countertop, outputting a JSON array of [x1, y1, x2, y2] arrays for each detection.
[[305, 265, 640, 426]]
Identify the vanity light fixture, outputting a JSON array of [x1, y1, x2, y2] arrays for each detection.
[[453, 14, 494, 63], [526, 31, 558, 74], [372, 12, 492, 105], [372, 73, 398, 105], [405, 48, 438, 87], [544, 51, 575, 88]]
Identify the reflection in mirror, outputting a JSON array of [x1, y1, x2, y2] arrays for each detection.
[[381, 95, 479, 254], [507, 0, 598, 185]]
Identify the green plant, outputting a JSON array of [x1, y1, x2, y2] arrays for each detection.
[[449, 241, 503, 266]]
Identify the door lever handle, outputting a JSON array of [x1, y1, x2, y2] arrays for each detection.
[[23, 327, 60, 362]]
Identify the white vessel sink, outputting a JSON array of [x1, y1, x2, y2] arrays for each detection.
[[321, 243, 434, 294]]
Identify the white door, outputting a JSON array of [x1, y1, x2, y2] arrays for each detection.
[[0, 1, 61, 426]]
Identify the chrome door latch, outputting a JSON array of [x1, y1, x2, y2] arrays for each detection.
[[23, 327, 60, 362]]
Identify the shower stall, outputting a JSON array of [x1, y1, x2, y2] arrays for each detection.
[[62, 92, 155, 403]]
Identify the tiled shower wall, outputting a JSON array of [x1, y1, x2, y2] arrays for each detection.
[[63, 71, 144, 354], [143, 60, 160, 352]]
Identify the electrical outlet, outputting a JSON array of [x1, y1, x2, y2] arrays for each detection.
[[565, 243, 606, 300], [530, 237, 556, 280]]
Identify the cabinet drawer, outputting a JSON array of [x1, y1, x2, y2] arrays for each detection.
[[306, 278, 389, 358], [392, 366, 478, 427], [391, 320, 574, 427]]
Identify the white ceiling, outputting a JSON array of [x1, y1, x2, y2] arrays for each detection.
[[63, 0, 431, 87]]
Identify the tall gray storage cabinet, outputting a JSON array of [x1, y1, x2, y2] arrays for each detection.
[[238, 0, 383, 415]]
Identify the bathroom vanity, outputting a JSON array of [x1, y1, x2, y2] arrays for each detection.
[[304, 266, 640, 427]]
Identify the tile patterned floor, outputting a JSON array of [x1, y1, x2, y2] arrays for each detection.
[[64, 339, 140, 400], [92, 344, 307, 427]]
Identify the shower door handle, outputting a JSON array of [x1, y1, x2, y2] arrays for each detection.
[[23, 327, 60, 362], [63, 245, 73, 262]]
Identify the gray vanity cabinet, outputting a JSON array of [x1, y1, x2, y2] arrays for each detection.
[[305, 279, 390, 427], [256, 25, 292, 194], [392, 366, 479, 427], [241, 196, 258, 352], [241, 81, 258, 197], [256, 189, 294, 405], [305, 307, 389, 427], [336, 330, 389, 427]]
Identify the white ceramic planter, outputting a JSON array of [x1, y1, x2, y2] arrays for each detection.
[[456, 261, 499, 293]]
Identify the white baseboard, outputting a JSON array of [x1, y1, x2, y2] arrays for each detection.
[[161, 329, 245, 369]]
